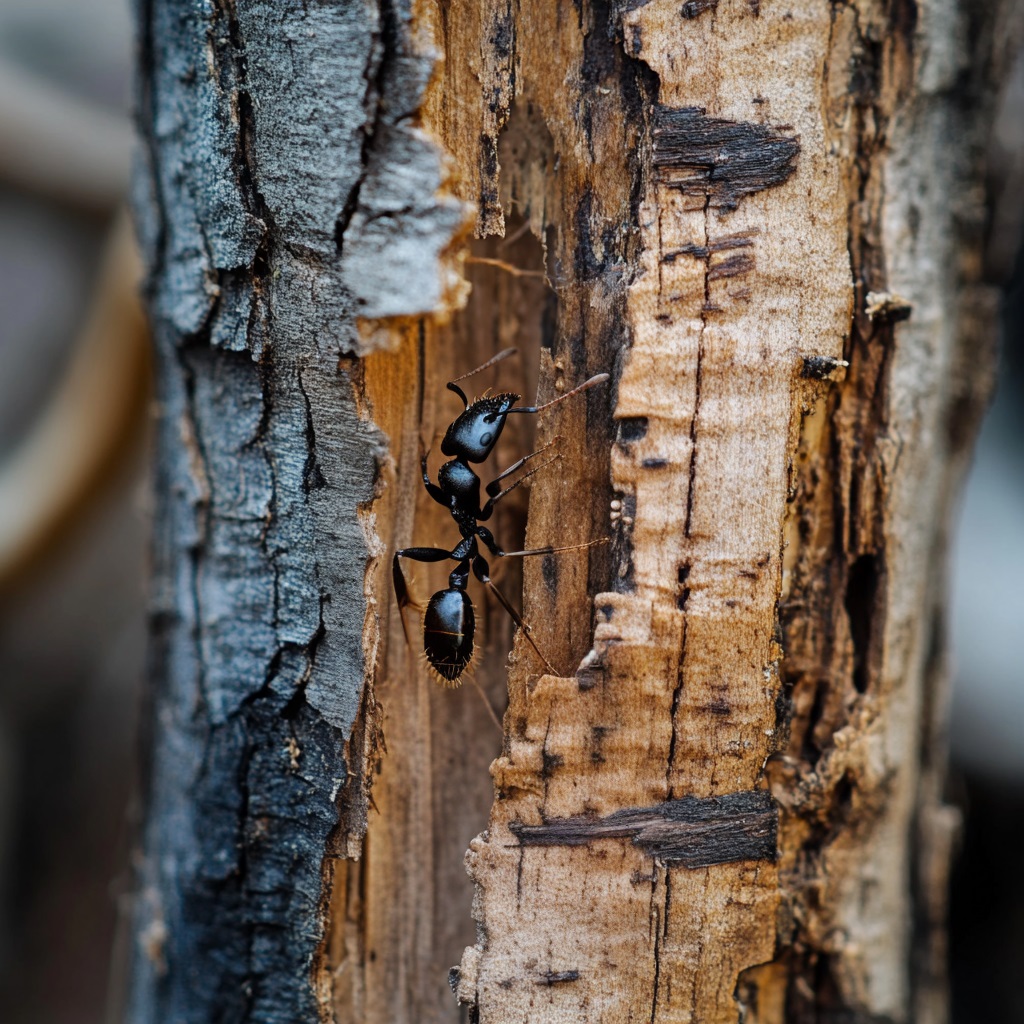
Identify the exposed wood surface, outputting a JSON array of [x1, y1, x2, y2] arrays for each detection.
[[454, 6, 848, 1018], [131, 0, 1018, 1022], [440, 3, 1013, 1023]]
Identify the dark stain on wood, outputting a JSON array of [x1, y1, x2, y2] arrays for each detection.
[[542, 553, 559, 594], [480, 132, 500, 223], [676, 564, 691, 611], [541, 750, 565, 780], [844, 553, 885, 694], [708, 252, 755, 281], [652, 106, 799, 210], [681, 0, 718, 18], [662, 243, 710, 263], [489, 6, 514, 58], [663, 233, 755, 265], [574, 188, 606, 279], [617, 417, 649, 443], [511, 791, 777, 868], [537, 970, 581, 985], [801, 354, 846, 380]]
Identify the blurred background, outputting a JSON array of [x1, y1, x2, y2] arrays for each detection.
[[0, 1, 1019, 1021]]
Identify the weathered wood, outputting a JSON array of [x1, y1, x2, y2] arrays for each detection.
[[131, 0, 1018, 1022], [439, 3, 1013, 1024]]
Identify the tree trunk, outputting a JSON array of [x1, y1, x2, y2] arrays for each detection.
[[129, 2, 1018, 1023]]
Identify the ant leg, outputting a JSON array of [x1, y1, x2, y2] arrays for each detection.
[[420, 448, 447, 508], [446, 347, 518, 406], [393, 547, 457, 645], [471, 555, 558, 677], [493, 539, 608, 558], [466, 676, 503, 733], [479, 455, 562, 520], [485, 438, 560, 497]]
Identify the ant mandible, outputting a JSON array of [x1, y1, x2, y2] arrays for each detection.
[[392, 348, 609, 686]]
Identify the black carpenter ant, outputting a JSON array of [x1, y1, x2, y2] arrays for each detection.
[[393, 348, 608, 686]]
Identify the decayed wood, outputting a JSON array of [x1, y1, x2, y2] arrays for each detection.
[[438, 3, 1012, 1024], [132, 0, 1017, 1022], [511, 791, 778, 868], [453, 6, 847, 1017]]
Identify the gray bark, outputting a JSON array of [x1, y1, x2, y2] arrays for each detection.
[[128, 1, 460, 1020]]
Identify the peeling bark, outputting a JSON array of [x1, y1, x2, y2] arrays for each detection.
[[130, 2, 468, 1021], [131, 0, 1018, 1022]]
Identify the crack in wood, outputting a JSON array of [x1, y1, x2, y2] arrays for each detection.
[[537, 970, 581, 986]]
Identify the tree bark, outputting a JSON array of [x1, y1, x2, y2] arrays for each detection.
[[130, 2, 1019, 1023]]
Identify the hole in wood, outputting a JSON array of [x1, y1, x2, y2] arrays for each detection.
[[617, 417, 648, 443]]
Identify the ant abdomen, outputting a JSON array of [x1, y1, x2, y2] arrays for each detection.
[[423, 588, 475, 684]]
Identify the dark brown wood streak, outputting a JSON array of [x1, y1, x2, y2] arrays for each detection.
[[652, 106, 800, 209], [512, 791, 778, 868]]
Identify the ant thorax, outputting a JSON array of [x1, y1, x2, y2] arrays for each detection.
[[439, 460, 481, 517]]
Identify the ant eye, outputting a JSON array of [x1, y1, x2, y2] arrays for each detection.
[[483, 414, 496, 423]]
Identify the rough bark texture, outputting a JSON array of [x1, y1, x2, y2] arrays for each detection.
[[130, 2, 468, 1020], [131, 1, 1018, 1023]]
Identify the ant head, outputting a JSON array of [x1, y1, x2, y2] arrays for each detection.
[[441, 392, 519, 463]]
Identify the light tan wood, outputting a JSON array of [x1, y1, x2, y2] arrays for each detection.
[[458, 5, 852, 1022], [318, 2, 1015, 1022]]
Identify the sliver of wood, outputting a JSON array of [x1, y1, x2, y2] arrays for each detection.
[[510, 790, 777, 869]]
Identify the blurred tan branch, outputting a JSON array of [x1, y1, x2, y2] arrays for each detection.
[[0, 54, 148, 590], [0, 212, 149, 590], [0, 58, 132, 212]]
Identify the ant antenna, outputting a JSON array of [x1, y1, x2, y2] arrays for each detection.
[[497, 537, 609, 559], [447, 347, 519, 407], [507, 372, 609, 415], [449, 347, 518, 384]]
